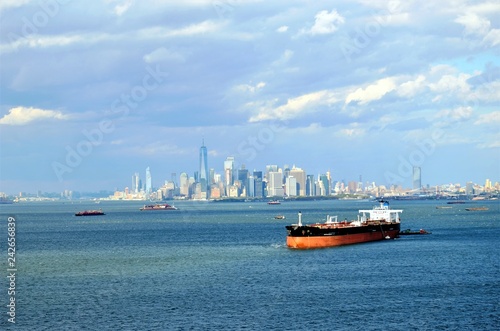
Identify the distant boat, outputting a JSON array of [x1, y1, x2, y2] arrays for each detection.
[[436, 206, 452, 209], [274, 215, 286, 220], [465, 207, 489, 211], [447, 201, 466, 204], [399, 228, 431, 235], [268, 200, 281, 205], [0, 197, 13, 204], [75, 209, 105, 216], [140, 203, 178, 211]]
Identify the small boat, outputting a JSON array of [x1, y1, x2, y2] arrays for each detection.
[[465, 207, 489, 211], [75, 209, 105, 216], [436, 206, 452, 209], [447, 201, 466, 204], [0, 197, 14, 204], [274, 215, 286, 220], [140, 203, 178, 211], [268, 200, 281, 205], [399, 228, 431, 235]]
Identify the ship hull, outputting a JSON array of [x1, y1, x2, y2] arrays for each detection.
[[286, 223, 400, 249]]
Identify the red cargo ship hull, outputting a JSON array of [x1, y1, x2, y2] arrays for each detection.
[[286, 228, 400, 249]]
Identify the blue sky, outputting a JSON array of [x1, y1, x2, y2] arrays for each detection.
[[0, 0, 499, 194]]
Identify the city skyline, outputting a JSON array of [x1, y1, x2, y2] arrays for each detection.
[[1, 1, 499, 194], [82, 142, 498, 200], [0, 139, 498, 196]]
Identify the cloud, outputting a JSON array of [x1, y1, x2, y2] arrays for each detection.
[[143, 47, 186, 63], [249, 90, 333, 122], [429, 72, 472, 97], [113, 0, 133, 16], [337, 123, 366, 139], [0, 106, 69, 125], [474, 111, 500, 125], [455, 13, 491, 37], [455, 13, 500, 47], [234, 81, 266, 94], [276, 26, 288, 33], [397, 75, 426, 98], [345, 77, 397, 105], [272, 49, 294, 66], [304, 9, 345, 35], [1, 20, 223, 54], [435, 106, 473, 122], [0, 0, 30, 11]]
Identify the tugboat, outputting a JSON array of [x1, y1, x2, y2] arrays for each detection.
[[285, 200, 402, 249], [465, 207, 489, 211], [75, 209, 105, 216], [139, 203, 178, 211], [399, 228, 431, 235]]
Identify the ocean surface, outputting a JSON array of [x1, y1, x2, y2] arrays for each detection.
[[1, 199, 499, 330]]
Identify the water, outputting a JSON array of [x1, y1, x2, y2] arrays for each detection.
[[1, 199, 499, 330]]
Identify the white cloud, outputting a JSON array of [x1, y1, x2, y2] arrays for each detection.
[[114, 0, 133, 16], [474, 111, 500, 125], [249, 90, 334, 122], [429, 73, 471, 96], [1, 20, 224, 54], [455, 13, 490, 36], [472, 81, 500, 103], [143, 47, 185, 63], [234, 81, 266, 94], [277, 25, 288, 33], [306, 9, 345, 35], [0, 0, 31, 12], [337, 123, 366, 138], [0, 106, 69, 125], [435, 106, 473, 122], [483, 28, 500, 46], [397, 75, 426, 98], [345, 77, 397, 105], [455, 12, 500, 47]]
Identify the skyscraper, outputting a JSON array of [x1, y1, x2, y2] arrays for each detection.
[[253, 171, 263, 198], [290, 166, 306, 196], [224, 156, 235, 186], [268, 171, 284, 197], [132, 172, 140, 193], [306, 174, 315, 196], [238, 166, 249, 195], [145, 167, 152, 195], [179, 172, 189, 197], [199, 140, 209, 193], [286, 176, 297, 196], [412, 166, 421, 191]]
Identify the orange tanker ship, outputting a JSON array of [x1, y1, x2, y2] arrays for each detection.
[[285, 200, 402, 249]]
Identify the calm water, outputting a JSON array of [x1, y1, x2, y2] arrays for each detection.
[[1, 199, 499, 330]]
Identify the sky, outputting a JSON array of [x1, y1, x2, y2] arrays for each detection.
[[0, 0, 499, 194]]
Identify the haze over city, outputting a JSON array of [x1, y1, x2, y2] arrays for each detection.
[[0, 0, 499, 194]]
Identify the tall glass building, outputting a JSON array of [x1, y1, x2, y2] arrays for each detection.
[[132, 172, 141, 193], [145, 167, 152, 195], [412, 166, 421, 191], [199, 140, 209, 193]]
